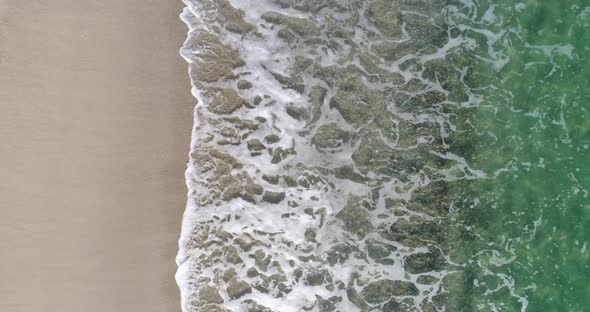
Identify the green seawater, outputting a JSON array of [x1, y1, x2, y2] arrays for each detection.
[[454, 1, 590, 311], [179, 0, 588, 310]]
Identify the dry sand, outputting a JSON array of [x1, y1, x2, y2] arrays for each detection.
[[0, 1, 193, 311]]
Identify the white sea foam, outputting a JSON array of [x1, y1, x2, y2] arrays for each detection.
[[176, 0, 490, 311]]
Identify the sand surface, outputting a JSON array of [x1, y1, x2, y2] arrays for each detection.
[[0, 1, 192, 311]]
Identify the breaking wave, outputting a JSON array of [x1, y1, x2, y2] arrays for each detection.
[[175, 0, 589, 311]]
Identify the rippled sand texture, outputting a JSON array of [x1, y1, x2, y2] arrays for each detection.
[[177, 0, 476, 311], [0, 1, 192, 311]]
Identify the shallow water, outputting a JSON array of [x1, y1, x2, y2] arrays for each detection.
[[177, 0, 589, 311], [449, 1, 590, 311]]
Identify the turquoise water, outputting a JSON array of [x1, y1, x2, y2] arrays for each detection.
[[453, 1, 590, 310], [178, 0, 589, 311]]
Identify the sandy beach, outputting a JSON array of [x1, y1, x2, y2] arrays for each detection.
[[0, 1, 192, 311]]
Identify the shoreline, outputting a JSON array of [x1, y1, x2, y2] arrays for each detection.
[[0, 1, 193, 311]]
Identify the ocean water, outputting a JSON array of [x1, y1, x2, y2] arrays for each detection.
[[448, 1, 590, 311], [176, 0, 589, 311]]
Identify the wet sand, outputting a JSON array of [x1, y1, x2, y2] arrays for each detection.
[[0, 1, 192, 311]]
